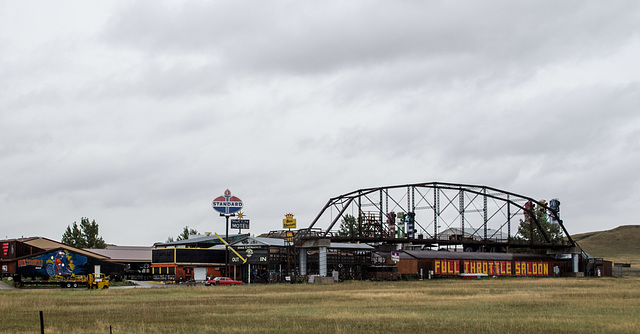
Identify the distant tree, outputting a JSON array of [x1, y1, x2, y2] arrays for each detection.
[[62, 222, 84, 248], [61, 217, 107, 249], [515, 200, 564, 245], [337, 214, 358, 238], [166, 226, 199, 243]]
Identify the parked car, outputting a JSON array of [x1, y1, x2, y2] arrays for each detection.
[[204, 277, 243, 286]]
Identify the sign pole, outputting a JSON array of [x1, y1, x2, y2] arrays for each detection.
[[221, 213, 236, 277], [225, 213, 229, 276], [283, 213, 297, 279], [287, 227, 291, 277], [212, 189, 243, 279]]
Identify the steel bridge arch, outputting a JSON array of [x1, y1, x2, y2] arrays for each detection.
[[300, 182, 574, 250]]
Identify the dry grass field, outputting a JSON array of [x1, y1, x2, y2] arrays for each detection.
[[1, 278, 639, 334]]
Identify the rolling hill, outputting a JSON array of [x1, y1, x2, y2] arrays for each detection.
[[571, 225, 640, 265]]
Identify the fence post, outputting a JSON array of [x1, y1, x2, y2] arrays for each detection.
[[39, 311, 44, 334]]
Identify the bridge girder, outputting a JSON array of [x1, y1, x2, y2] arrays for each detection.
[[300, 182, 574, 250]]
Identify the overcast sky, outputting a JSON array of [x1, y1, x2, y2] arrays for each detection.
[[1, 1, 639, 246]]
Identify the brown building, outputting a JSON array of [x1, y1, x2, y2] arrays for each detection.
[[1, 237, 123, 278]]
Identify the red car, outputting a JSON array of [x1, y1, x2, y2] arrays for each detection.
[[205, 277, 243, 286]]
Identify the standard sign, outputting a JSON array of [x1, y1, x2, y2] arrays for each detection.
[[391, 252, 400, 262], [230, 219, 250, 229], [212, 189, 243, 214]]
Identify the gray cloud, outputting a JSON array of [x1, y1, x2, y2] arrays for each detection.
[[1, 1, 639, 245], [102, 1, 639, 76]]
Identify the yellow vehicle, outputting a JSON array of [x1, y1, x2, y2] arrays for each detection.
[[87, 273, 109, 289]]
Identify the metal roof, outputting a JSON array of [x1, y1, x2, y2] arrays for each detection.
[[2, 236, 111, 260], [437, 227, 509, 241], [153, 233, 249, 248], [231, 236, 288, 247], [399, 250, 553, 261], [85, 245, 152, 262], [330, 242, 374, 250], [228, 236, 375, 250]]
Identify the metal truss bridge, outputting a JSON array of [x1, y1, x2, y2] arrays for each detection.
[[296, 182, 575, 251]]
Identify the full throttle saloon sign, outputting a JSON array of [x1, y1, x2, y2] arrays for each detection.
[[433, 259, 550, 277], [212, 189, 243, 214]]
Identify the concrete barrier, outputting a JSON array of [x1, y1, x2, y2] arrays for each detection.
[[308, 276, 334, 284]]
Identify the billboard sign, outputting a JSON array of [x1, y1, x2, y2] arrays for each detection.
[[17, 250, 88, 276], [283, 213, 296, 229], [230, 219, 250, 229], [432, 259, 549, 277], [233, 246, 269, 265], [212, 189, 243, 214]]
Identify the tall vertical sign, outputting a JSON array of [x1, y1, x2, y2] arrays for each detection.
[[212, 189, 244, 278]]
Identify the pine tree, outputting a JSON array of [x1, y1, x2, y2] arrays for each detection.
[[168, 226, 199, 242], [61, 217, 107, 248], [515, 201, 564, 244], [62, 222, 85, 248], [337, 214, 358, 238]]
